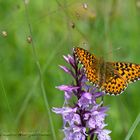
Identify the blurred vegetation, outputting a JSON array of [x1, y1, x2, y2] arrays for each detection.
[[0, 0, 140, 139]]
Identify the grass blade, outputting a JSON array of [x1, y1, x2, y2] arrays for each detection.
[[125, 113, 140, 140]]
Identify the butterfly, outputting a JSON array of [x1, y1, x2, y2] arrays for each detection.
[[73, 47, 140, 95]]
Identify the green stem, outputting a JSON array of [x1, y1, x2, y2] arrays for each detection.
[[23, 1, 56, 140]]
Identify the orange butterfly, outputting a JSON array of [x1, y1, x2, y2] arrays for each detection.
[[73, 47, 140, 95]]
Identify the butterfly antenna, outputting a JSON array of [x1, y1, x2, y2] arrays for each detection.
[[107, 47, 121, 55]]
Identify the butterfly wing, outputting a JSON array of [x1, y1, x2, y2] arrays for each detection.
[[73, 47, 99, 86], [101, 73, 128, 95], [101, 62, 140, 95], [112, 62, 140, 83]]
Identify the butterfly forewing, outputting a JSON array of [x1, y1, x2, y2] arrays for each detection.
[[74, 47, 99, 85], [73, 47, 96, 65], [112, 62, 140, 83]]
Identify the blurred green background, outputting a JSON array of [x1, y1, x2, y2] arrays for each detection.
[[0, 0, 140, 140]]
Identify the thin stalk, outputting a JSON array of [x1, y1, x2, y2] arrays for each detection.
[[23, 1, 56, 140]]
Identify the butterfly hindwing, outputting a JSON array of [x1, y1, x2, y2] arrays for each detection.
[[101, 74, 128, 95]]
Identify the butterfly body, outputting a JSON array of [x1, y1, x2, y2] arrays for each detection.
[[73, 47, 140, 95]]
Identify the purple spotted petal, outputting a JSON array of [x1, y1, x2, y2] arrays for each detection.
[[63, 55, 70, 63], [63, 126, 86, 140], [56, 85, 79, 92], [63, 55, 75, 68], [78, 92, 92, 108], [59, 65, 73, 75], [95, 129, 111, 140], [64, 92, 72, 101], [52, 107, 77, 114], [94, 92, 104, 98]]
